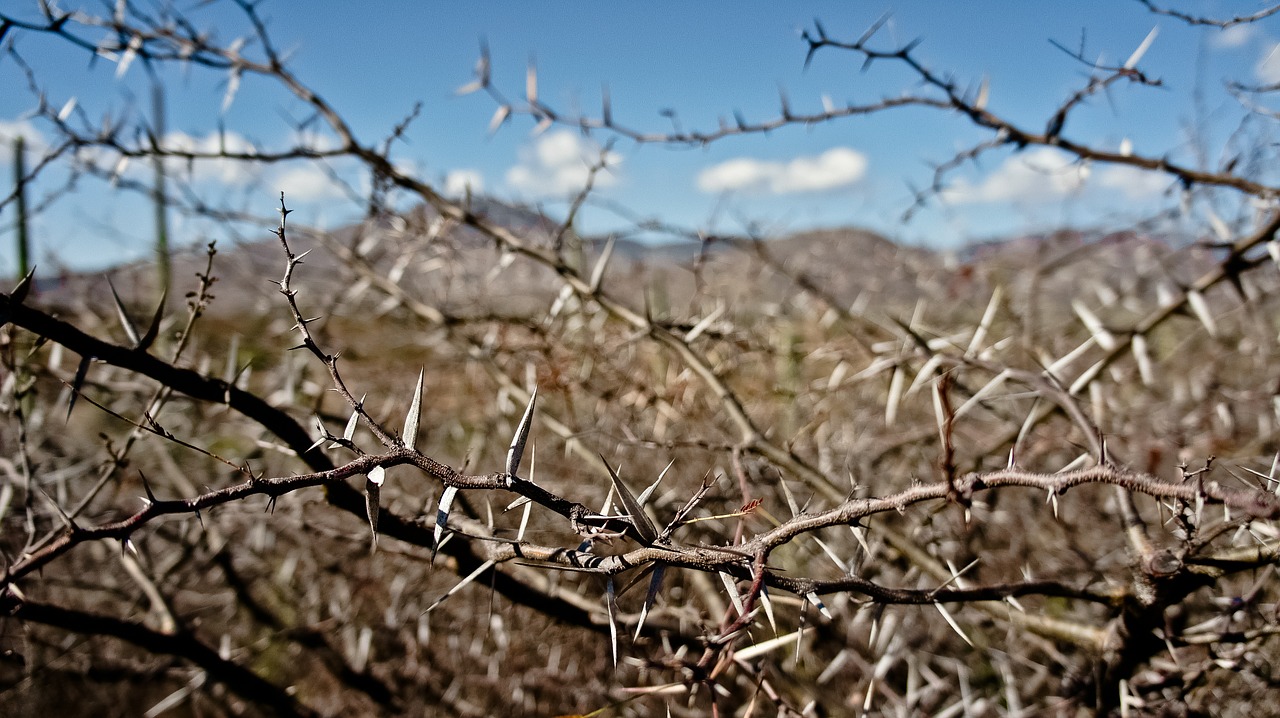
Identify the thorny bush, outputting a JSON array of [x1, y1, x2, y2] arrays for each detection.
[[4, 2, 1280, 716]]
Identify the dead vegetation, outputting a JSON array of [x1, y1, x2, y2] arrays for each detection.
[[4, 2, 1280, 716]]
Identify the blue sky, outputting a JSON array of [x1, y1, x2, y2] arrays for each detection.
[[1, 1, 1278, 272]]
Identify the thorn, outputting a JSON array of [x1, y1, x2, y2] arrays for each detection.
[[856, 13, 890, 46], [633, 564, 666, 640], [506, 387, 537, 475], [67, 355, 92, 422], [805, 591, 833, 620], [38, 487, 77, 532], [11, 267, 36, 304], [637, 459, 675, 507], [106, 277, 141, 346], [1047, 488, 1060, 519], [605, 578, 619, 667], [402, 369, 425, 452], [305, 435, 327, 454], [588, 237, 616, 294], [934, 602, 973, 647], [136, 287, 168, 351], [602, 455, 658, 544], [433, 486, 457, 564], [365, 477, 380, 552], [138, 471, 157, 503]]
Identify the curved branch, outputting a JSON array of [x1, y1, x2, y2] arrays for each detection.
[[1136, 0, 1280, 27], [1, 592, 319, 718]]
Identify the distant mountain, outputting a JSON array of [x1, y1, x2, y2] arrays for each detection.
[[24, 198, 1214, 329]]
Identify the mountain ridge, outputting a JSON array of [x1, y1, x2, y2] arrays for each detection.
[[26, 198, 1204, 324]]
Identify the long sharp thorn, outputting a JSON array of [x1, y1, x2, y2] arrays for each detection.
[[1186, 289, 1218, 338], [856, 13, 890, 46], [504, 496, 532, 512], [106, 277, 140, 346], [506, 387, 537, 475], [606, 578, 619, 667], [136, 288, 167, 351], [425, 559, 495, 613], [365, 477, 380, 551], [684, 303, 724, 343], [305, 432, 326, 455], [38, 488, 75, 530], [778, 474, 800, 519], [589, 237, 616, 293], [1123, 26, 1158, 70], [138, 471, 157, 503], [719, 572, 745, 617], [67, 355, 92, 421], [805, 591, 833, 620], [333, 394, 365, 449], [636, 459, 675, 507], [516, 442, 535, 542], [11, 267, 35, 305], [602, 455, 657, 544], [974, 74, 990, 111], [934, 602, 974, 647], [303, 412, 327, 450], [634, 564, 666, 640], [433, 486, 457, 563], [1132, 334, 1154, 386], [965, 286, 1001, 356], [760, 585, 778, 635], [1072, 300, 1115, 351], [402, 370, 424, 451]]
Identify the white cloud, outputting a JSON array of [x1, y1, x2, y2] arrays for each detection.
[[0, 120, 48, 163], [506, 130, 620, 196], [1258, 42, 1280, 84], [160, 131, 261, 185], [946, 148, 1165, 205], [1211, 24, 1256, 49], [945, 148, 1086, 204], [271, 163, 349, 201], [444, 169, 484, 196], [288, 129, 341, 153], [696, 147, 867, 195], [72, 130, 263, 186], [1094, 164, 1168, 199]]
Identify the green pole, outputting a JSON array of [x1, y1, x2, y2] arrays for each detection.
[[152, 83, 171, 300], [14, 134, 30, 283]]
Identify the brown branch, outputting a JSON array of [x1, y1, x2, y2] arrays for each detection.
[[1, 591, 320, 717], [1136, 0, 1280, 27]]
